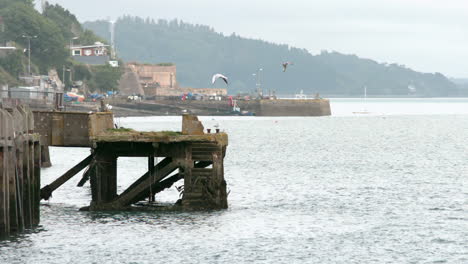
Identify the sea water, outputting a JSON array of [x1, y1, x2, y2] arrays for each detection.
[[0, 99, 467, 263]]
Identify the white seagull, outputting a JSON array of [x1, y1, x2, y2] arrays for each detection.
[[212, 73, 229, 85], [282, 62, 294, 72]]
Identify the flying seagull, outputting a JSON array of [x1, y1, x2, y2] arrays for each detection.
[[212, 73, 228, 85], [282, 62, 294, 72]]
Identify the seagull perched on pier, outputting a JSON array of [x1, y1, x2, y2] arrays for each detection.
[[282, 62, 294, 72], [212, 73, 229, 85]]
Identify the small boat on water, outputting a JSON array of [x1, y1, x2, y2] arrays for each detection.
[[353, 86, 371, 114], [295, 90, 307, 99]]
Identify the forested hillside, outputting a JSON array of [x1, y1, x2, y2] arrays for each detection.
[[84, 16, 457, 96], [0, 0, 122, 92]]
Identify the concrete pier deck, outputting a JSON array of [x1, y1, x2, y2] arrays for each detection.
[[41, 114, 229, 211]]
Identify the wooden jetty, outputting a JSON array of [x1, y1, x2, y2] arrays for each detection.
[[41, 114, 229, 211], [0, 106, 41, 237]]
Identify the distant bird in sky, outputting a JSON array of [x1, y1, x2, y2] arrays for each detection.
[[282, 62, 294, 72], [212, 73, 228, 85]]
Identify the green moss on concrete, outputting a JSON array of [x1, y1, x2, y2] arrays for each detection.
[[107, 127, 134, 132], [159, 131, 182, 136]]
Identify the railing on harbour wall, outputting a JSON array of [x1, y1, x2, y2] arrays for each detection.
[[0, 105, 41, 237]]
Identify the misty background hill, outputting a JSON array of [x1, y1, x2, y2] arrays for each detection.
[[84, 16, 458, 96], [451, 78, 468, 90]]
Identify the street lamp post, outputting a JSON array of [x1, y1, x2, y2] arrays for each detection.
[[254, 68, 263, 98], [22, 34, 37, 76], [252, 73, 257, 97], [62, 66, 72, 91]]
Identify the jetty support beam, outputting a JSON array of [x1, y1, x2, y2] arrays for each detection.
[[40, 154, 93, 200]]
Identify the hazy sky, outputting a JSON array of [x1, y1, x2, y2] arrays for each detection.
[[43, 0, 468, 77]]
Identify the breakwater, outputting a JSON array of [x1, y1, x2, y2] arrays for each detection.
[[0, 106, 41, 237], [238, 99, 331, 116], [109, 98, 332, 116]]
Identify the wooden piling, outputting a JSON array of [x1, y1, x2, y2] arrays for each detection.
[[7, 110, 20, 233], [0, 150, 8, 236], [33, 141, 41, 226], [0, 106, 41, 237], [0, 109, 9, 236]]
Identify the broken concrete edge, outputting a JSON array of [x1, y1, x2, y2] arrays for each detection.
[[182, 114, 205, 135], [91, 132, 228, 146]]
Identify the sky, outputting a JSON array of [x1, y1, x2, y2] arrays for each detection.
[[42, 0, 468, 78]]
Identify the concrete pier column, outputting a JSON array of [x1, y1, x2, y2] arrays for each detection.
[[0, 149, 9, 236], [212, 147, 228, 209], [90, 152, 117, 207], [182, 143, 228, 209], [148, 155, 155, 202], [1, 106, 42, 236], [40, 145, 52, 168], [0, 110, 10, 236], [9, 145, 19, 232], [33, 141, 41, 226], [21, 140, 33, 229], [25, 141, 35, 228], [182, 143, 193, 194], [5, 111, 21, 233]]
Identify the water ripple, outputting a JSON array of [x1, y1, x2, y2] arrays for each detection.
[[1, 114, 467, 263]]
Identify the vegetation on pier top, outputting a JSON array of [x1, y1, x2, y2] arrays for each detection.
[[98, 128, 227, 145], [107, 128, 182, 136]]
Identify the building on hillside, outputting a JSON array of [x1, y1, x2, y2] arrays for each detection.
[[128, 63, 177, 93], [123, 62, 227, 97], [70, 42, 118, 67], [0, 44, 17, 60]]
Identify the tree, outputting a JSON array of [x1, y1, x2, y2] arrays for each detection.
[[0, 2, 68, 73], [0, 50, 24, 78], [87, 65, 123, 93]]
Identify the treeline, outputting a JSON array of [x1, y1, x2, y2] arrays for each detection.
[[0, 0, 122, 92], [84, 16, 457, 96]]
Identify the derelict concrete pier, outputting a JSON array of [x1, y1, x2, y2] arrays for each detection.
[[41, 114, 229, 211], [86, 115, 228, 210]]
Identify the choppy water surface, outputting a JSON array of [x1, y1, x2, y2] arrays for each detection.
[[1, 99, 467, 263]]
